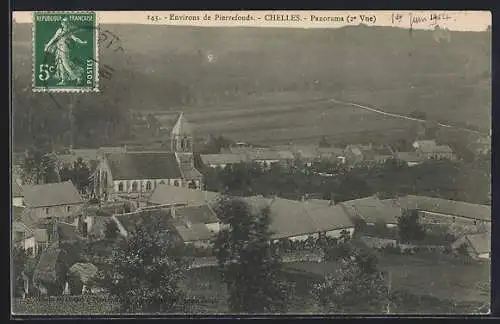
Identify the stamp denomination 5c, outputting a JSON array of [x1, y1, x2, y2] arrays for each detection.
[[32, 11, 99, 92]]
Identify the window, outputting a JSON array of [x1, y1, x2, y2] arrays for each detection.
[[159, 180, 165, 185], [146, 181, 152, 191], [174, 180, 180, 187], [118, 182, 124, 192], [66, 206, 71, 212], [131, 181, 138, 191], [45, 208, 49, 215]]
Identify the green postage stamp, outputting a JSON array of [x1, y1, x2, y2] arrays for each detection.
[[32, 11, 99, 92]]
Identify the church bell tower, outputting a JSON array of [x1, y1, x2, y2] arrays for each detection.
[[171, 112, 194, 169]]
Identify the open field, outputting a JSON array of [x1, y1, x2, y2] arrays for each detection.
[[286, 253, 490, 306], [13, 23, 490, 148], [149, 92, 416, 145]]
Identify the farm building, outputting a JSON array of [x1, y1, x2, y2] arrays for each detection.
[[244, 196, 355, 242], [340, 195, 402, 227]]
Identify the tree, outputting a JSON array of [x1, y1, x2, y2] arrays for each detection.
[[104, 221, 119, 240], [397, 209, 425, 243], [12, 246, 28, 297], [22, 149, 59, 185], [213, 197, 292, 313], [312, 246, 388, 313], [99, 217, 189, 313]]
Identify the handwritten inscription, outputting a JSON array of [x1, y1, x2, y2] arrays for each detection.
[[392, 12, 454, 30]]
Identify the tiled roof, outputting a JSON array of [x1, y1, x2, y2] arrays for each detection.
[[174, 223, 215, 242], [465, 232, 490, 255], [148, 184, 219, 206], [201, 154, 249, 166], [395, 152, 424, 163], [180, 166, 203, 180], [105, 152, 182, 180], [340, 195, 402, 224], [247, 149, 283, 161], [305, 200, 354, 233], [113, 209, 172, 236], [414, 140, 454, 154], [390, 195, 491, 222], [12, 182, 23, 197], [22, 181, 83, 208], [244, 196, 354, 240], [173, 205, 219, 224]]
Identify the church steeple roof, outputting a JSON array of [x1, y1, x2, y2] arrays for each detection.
[[171, 112, 192, 136]]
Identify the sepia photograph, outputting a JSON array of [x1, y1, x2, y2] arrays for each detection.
[[11, 10, 491, 316]]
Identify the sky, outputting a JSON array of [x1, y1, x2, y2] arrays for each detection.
[[13, 10, 491, 32]]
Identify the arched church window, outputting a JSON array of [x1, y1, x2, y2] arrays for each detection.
[[118, 182, 124, 192], [132, 181, 138, 191]]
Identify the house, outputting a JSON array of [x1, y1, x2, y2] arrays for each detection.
[[412, 140, 456, 160], [112, 209, 172, 238], [361, 146, 394, 165], [173, 222, 215, 248], [293, 145, 321, 166], [244, 196, 355, 242], [340, 195, 402, 228], [394, 152, 425, 167], [94, 113, 204, 201], [12, 182, 24, 207], [343, 145, 365, 165], [386, 195, 491, 227], [246, 149, 284, 167], [452, 232, 490, 259], [21, 181, 84, 222], [317, 147, 345, 164], [200, 153, 249, 169], [148, 184, 220, 207]]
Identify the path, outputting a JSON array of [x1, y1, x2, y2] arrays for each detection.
[[329, 98, 487, 136]]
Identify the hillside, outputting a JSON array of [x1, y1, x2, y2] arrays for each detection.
[[12, 23, 491, 147]]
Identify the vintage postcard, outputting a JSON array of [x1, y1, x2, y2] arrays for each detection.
[[11, 10, 491, 316]]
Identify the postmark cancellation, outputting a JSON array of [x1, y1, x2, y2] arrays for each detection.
[[32, 11, 99, 92]]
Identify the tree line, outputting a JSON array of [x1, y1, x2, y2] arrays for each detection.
[[202, 154, 491, 205]]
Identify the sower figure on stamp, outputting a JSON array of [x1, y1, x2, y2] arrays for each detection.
[[44, 17, 87, 85]]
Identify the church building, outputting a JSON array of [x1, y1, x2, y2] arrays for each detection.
[[94, 113, 203, 201]]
